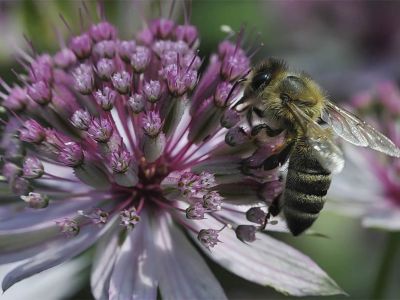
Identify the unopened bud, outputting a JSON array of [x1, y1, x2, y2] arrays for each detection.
[[21, 192, 49, 209]]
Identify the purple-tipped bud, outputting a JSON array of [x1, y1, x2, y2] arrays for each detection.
[[203, 191, 223, 210], [235, 225, 257, 243], [130, 46, 151, 73], [175, 25, 198, 46], [199, 171, 216, 189], [90, 22, 117, 42], [3, 162, 21, 181], [110, 149, 131, 173], [21, 192, 49, 209], [58, 142, 84, 167], [198, 229, 220, 250], [20, 120, 45, 143], [186, 202, 205, 220], [142, 111, 162, 137], [69, 33, 92, 59], [120, 207, 140, 230], [221, 52, 249, 81], [118, 40, 136, 62], [150, 18, 175, 39], [153, 40, 189, 58], [71, 109, 91, 130], [184, 70, 198, 91], [78, 208, 109, 225], [128, 93, 145, 114], [27, 81, 52, 105], [29, 55, 53, 83], [225, 126, 248, 146], [143, 80, 161, 103], [57, 218, 80, 237], [4, 87, 28, 111], [137, 27, 153, 45], [11, 177, 31, 195], [111, 71, 131, 94], [54, 48, 77, 68], [73, 64, 95, 95], [246, 207, 267, 225], [221, 109, 240, 128], [94, 87, 117, 111], [93, 40, 116, 58], [96, 58, 116, 80], [218, 41, 237, 58], [164, 65, 186, 97], [260, 180, 283, 200], [177, 172, 200, 197], [22, 156, 44, 179], [163, 65, 197, 96], [88, 117, 113, 142], [214, 82, 237, 107]]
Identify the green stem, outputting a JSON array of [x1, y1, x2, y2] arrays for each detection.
[[371, 232, 400, 299]]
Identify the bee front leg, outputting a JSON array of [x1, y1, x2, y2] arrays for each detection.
[[250, 123, 284, 137], [263, 141, 294, 170]]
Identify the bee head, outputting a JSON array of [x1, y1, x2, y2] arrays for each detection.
[[236, 58, 286, 112], [238, 59, 325, 125], [245, 58, 286, 96]]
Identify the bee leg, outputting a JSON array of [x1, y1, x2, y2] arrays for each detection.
[[246, 107, 254, 128], [260, 194, 282, 230], [250, 123, 269, 136], [263, 141, 294, 170], [269, 194, 283, 217]]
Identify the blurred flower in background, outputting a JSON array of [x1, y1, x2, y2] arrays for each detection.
[[0, 2, 344, 300], [329, 82, 400, 231]]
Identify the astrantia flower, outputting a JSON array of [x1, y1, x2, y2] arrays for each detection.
[[328, 81, 400, 231], [0, 7, 343, 299]]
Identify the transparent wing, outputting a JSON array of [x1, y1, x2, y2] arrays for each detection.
[[287, 102, 345, 174], [322, 100, 400, 157]]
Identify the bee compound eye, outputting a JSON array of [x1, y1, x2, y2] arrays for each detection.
[[251, 72, 272, 90]]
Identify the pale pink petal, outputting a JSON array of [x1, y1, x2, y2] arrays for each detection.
[[109, 212, 157, 300], [182, 216, 344, 296], [362, 203, 400, 231], [0, 255, 89, 300], [1, 220, 111, 292], [91, 225, 121, 300], [153, 213, 227, 300]]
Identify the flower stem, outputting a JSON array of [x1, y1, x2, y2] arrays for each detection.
[[371, 232, 400, 299]]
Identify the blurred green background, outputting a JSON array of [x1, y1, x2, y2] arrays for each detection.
[[1, 1, 399, 299]]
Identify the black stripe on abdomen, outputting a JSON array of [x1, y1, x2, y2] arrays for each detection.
[[283, 146, 332, 236]]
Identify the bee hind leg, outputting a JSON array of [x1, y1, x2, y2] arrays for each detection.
[[260, 194, 283, 230]]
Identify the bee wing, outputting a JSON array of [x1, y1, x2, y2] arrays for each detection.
[[287, 102, 345, 174], [322, 100, 400, 157]]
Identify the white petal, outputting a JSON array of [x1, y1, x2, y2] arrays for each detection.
[[109, 212, 157, 300], [362, 203, 400, 231], [0, 255, 89, 300], [327, 145, 383, 216], [153, 213, 227, 300], [1, 219, 114, 292], [184, 216, 344, 296], [91, 225, 120, 300]]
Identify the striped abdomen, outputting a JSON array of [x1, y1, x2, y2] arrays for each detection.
[[283, 142, 331, 236]]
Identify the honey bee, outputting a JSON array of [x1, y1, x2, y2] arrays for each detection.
[[237, 58, 400, 236]]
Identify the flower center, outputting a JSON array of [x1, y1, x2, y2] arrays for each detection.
[[112, 156, 171, 211]]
